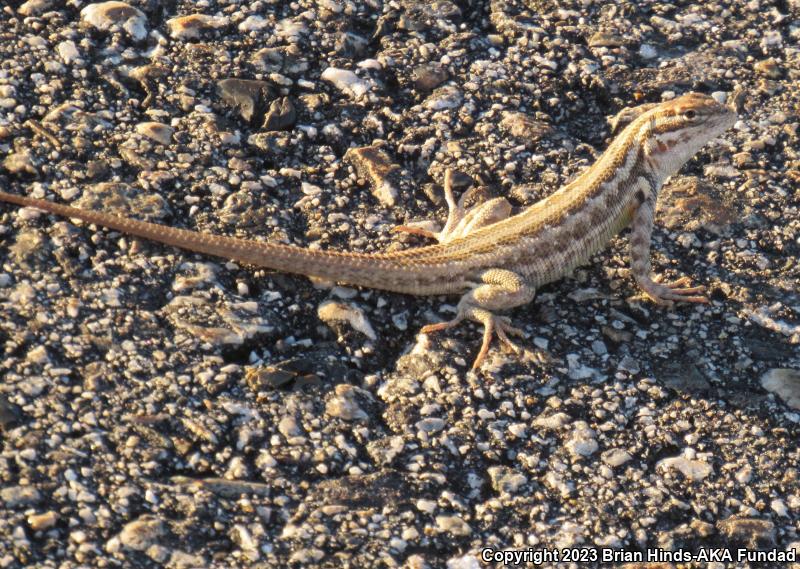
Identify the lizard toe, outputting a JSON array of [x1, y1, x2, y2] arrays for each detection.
[[471, 312, 529, 369], [636, 276, 709, 306], [420, 316, 463, 335], [392, 224, 439, 240]]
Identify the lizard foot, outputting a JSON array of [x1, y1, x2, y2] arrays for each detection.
[[474, 314, 526, 370], [421, 268, 535, 369], [392, 224, 438, 239], [394, 169, 512, 244], [420, 311, 527, 370], [634, 276, 709, 306]]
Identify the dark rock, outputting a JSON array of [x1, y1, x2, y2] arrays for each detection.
[[86, 159, 110, 179], [307, 471, 414, 510], [217, 78, 275, 124], [654, 360, 711, 394], [262, 97, 296, 131], [743, 333, 797, 361], [246, 365, 296, 390], [0, 396, 23, 430], [413, 63, 449, 92], [448, 170, 474, 191]]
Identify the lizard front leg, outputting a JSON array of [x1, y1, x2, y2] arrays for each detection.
[[420, 268, 535, 369], [630, 192, 708, 305], [394, 169, 512, 243]]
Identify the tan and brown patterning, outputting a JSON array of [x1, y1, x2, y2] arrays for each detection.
[[0, 93, 737, 368]]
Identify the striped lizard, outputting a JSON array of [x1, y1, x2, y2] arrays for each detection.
[[0, 93, 736, 368]]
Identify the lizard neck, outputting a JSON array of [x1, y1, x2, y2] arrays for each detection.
[[512, 123, 649, 239]]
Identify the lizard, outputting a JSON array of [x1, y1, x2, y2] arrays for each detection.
[[0, 92, 737, 369]]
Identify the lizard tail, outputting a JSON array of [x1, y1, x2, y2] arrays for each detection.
[[0, 190, 445, 293]]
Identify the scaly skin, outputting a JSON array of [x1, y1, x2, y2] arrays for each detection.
[[0, 93, 737, 368]]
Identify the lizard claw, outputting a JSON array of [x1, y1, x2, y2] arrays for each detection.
[[493, 317, 552, 365], [472, 313, 528, 369], [419, 313, 528, 370], [494, 316, 525, 346], [635, 276, 709, 305]]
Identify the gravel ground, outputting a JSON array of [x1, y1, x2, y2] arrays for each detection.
[[1, 0, 799, 568]]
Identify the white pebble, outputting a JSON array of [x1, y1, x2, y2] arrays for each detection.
[[638, 44, 657, 59], [321, 67, 370, 98], [57, 41, 80, 65], [80, 2, 148, 42]]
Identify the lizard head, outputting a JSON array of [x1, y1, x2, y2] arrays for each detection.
[[637, 92, 737, 180]]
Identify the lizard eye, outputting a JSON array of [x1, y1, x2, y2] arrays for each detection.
[[683, 109, 697, 120]]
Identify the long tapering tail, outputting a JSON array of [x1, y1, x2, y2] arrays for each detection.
[[0, 190, 456, 294]]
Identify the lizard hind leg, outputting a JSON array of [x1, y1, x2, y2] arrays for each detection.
[[393, 169, 512, 244], [420, 268, 535, 369]]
